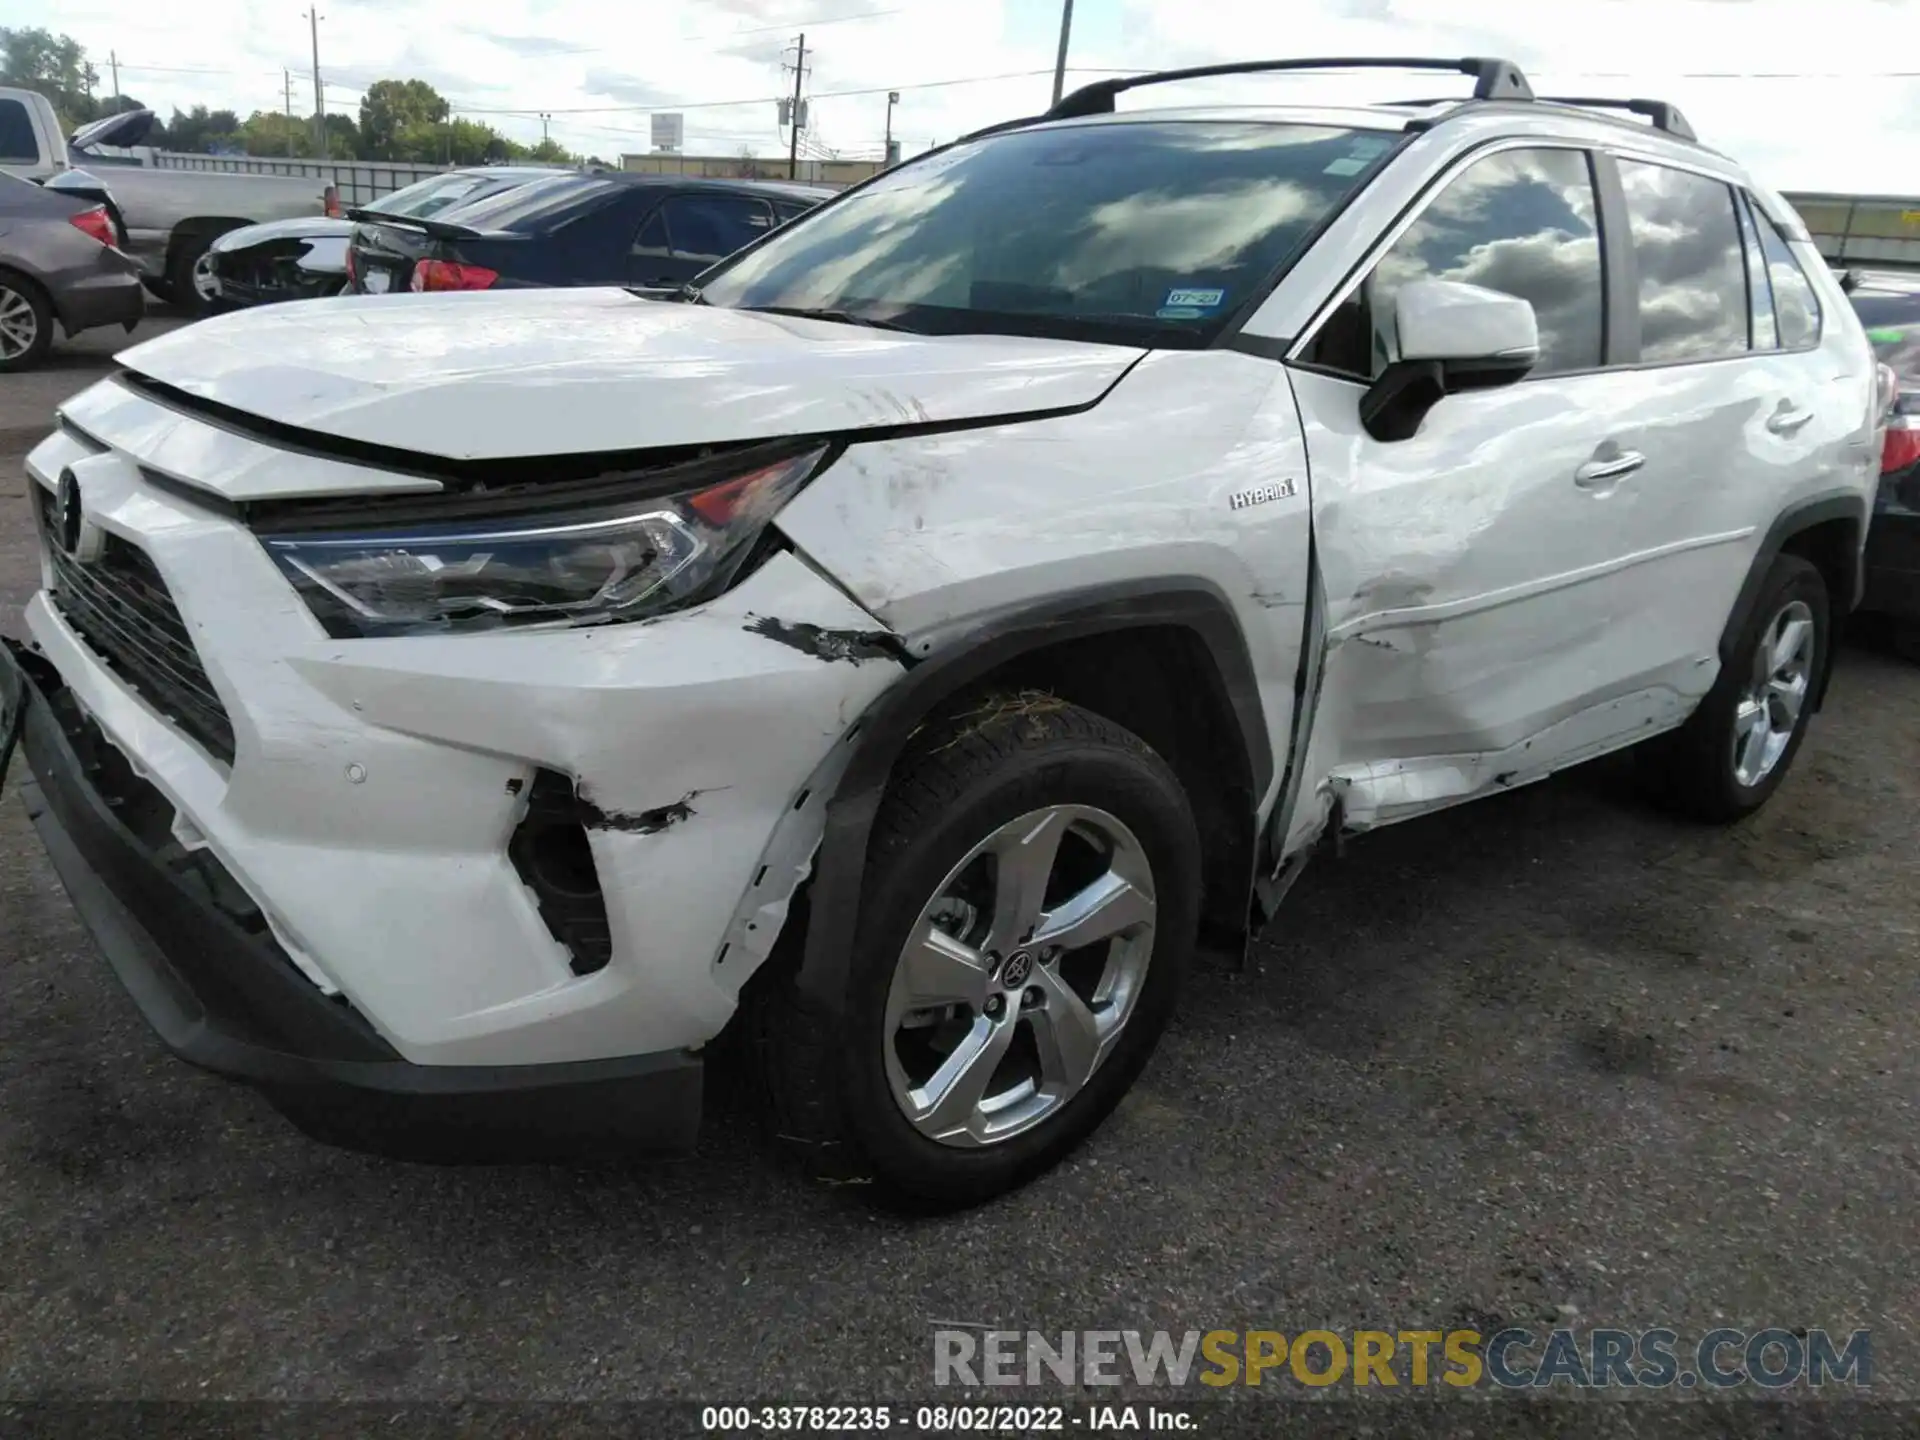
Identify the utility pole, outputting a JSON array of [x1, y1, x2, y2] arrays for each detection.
[[109, 50, 121, 106], [284, 70, 296, 156], [883, 90, 898, 168], [540, 112, 551, 144], [81, 62, 97, 106], [1051, 0, 1074, 106], [304, 9, 325, 157], [787, 32, 807, 180]]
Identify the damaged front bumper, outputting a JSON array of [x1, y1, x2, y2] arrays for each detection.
[[2, 640, 701, 1157], [9, 413, 910, 1154]]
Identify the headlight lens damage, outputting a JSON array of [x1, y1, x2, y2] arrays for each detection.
[[262, 446, 829, 637]]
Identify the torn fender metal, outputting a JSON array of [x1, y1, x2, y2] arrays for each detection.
[[281, 551, 907, 1063]]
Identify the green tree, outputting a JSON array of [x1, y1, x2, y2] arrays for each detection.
[[0, 25, 94, 129], [164, 104, 242, 154], [358, 78, 449, 159]]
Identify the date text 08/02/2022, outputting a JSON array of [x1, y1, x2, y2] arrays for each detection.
[[701, 1405, 1194, 1432]]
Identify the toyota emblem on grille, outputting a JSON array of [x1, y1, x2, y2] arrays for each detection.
[[56, 470, 84, 554]]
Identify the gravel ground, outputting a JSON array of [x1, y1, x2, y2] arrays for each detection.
[[1, 326, 1917, 1422]]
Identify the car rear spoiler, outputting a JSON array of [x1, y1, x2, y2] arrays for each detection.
[[347, 212, 491, 241]]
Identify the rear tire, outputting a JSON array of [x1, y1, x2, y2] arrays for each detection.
[[0, 270, 54, 372], [752, 700, 1201, 1209], [1642, 553, 1829, 822], [169, 228, 240, 318]]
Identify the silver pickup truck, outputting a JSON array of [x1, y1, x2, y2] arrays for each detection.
[[0, 87, 337, 315]]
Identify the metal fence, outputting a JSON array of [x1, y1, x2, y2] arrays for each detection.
[[148, 152, 452, 206], [1783, 192, 1920, 274]]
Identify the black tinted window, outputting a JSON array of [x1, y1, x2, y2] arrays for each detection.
[[1308, 147, 1603, 378], [698, 122, 1400, 347], [1618, 161, 1748, 363], [659, 194, 775, 262], [1753, 206, 1822, 348], [633, 206, 670, 257], [0, 99, 37, 163]]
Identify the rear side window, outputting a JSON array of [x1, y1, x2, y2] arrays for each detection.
[[773, 200, 815, 224], [1617, 160, 1748, 364], [644, 194, 776, 263], [1304, 147, 1605, 378], [1752, 205, 1822, 348], [0, 99, 38, 163]]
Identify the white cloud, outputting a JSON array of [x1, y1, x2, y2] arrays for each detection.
[[22, 0, 1920, 189]]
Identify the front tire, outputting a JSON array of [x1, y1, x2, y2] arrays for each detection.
[[1644, 553, 1829, 822], [754, 701, 1201, 1208]]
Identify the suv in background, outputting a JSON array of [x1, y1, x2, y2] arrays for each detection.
[[345, 173, 831, 294], [2, 58, 1879, 1208]]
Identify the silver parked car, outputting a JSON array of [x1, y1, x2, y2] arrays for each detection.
[[205, 166, 572, 310], [0, 171, 143, 371]]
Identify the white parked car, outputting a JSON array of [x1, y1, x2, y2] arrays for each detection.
[[0, 58, 1882, 1205]]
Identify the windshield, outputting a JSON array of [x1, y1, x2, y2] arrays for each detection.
[[369, 172, 523, 219], [697, 120, 1400, 346]]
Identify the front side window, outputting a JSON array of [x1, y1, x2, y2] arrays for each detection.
[[1618, 160, 1749, 364], [1752, 205, 1822, 348], [654, 194, 776, 262], [697, 121, 1402, 346], [1303, 146, 1605, 378]]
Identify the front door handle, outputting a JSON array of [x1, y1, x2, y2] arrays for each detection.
[[1768, 406, 1814, 436], [1574, 451, 1646, 489]]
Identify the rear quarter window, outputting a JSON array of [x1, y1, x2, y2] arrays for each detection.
[[0, 98, 40, 163]]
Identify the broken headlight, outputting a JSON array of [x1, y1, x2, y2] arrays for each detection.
[[263, 446, 829, 638]]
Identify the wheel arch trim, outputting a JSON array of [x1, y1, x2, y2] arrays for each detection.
[[1720, 490, 1869, 710], [790, 578, 1273, 1014]]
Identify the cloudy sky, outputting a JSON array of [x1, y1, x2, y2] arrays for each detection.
[[25, 0, 1920, 191]]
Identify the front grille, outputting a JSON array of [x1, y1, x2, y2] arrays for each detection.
[[37, 486, 237, 765]]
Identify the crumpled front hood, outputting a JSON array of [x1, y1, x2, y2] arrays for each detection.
[[115, 288, 1146, 461]]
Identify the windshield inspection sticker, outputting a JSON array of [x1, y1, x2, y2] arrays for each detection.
[[1323, 156, 1370, 177], [1165, 287, 1226, 311]]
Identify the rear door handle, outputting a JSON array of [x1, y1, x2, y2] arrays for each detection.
[[1768, 407, 1814, 435], [1574, 451, 1646, 488]]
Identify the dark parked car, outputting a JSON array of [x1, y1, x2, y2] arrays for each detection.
[[1849, 277, 1920, 635], [344, 174, 831, 296], [209, 165, 571, 310], [0, 171, 142, 371]]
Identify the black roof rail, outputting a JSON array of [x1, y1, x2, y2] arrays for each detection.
[[1535, 96, 1697, 141], [1046, 56, 1532, 119]]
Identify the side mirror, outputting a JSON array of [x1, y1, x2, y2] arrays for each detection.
[[1360, 279, 1540, 442]]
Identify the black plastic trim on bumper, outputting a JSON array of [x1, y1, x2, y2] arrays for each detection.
[[1864, 511, 1920, 622], [1, 641, 703, 1157]]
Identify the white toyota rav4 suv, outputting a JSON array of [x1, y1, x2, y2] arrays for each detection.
[[1, 58, 1883, 1206]]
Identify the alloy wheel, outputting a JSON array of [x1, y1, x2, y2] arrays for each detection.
[[0, 287, 38, 360], [191, 251, 221, 305], [1732, 599, 1815, 788], [883, 804, 1157, 1148]]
